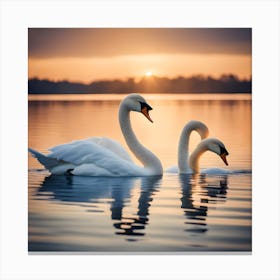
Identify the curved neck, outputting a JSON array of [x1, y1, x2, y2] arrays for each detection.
[[178, 124, 193, 173], [118, 103, 162, 174], [188, 142, 208, 173]]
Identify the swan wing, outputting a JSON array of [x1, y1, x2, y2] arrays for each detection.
[[48, 139, 143, 176], [87, 137, 133, 162]]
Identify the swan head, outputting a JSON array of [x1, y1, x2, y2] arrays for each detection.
[[122, 93, 153, 122], [201, 138, 229, 166]]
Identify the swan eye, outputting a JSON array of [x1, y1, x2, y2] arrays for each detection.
[[220, 146, 229, 156], [139, 101, 153, 111]]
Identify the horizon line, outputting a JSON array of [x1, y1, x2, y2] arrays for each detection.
[[28, 73, 252, 85]]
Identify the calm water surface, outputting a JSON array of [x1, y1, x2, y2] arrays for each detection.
[[28, 93, 252, 252]]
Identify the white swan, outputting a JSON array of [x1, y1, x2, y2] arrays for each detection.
[[166, 121, 229, 174], [29, 94, 163, 177], [165, 120, 209, 173], [177, 120, 209, 173]]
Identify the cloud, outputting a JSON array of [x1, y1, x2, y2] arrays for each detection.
[[28, 28, 252, 58]]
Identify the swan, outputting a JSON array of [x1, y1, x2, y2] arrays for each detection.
[[29, 93, 163, 177], [165, 120, 209, 173], [177, 120, 209, 173], [188, 137, 229, 174], [165, 121, 229, 174]]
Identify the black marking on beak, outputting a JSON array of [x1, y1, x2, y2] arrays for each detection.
[[219, 146, 229, 166], [220, 146, 229, 156], [140, 101, 153, 111]]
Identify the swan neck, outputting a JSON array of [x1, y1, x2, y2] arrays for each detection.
[[178, 124, 192, 174], [189, 143, 207, 173], [118, 103, 162, 174]]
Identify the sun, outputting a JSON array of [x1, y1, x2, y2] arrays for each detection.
[[145, 71, 153, 77]]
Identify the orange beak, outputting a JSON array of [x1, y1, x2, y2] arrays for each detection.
[[141, 107, 153, 123], [220, 153, 228, 166]]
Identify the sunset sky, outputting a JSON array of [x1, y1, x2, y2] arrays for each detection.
[[28, 28, 252, 83]]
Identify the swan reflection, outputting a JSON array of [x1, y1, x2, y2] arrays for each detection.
[[113, 176, 161, 237], [36, 175, 162, 239], [179, 174, 228, 234]]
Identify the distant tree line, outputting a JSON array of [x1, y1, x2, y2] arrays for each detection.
[[28, 74, 251, 94]]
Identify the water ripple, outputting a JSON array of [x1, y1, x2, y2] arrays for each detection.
[[29, 172, 251, 252]]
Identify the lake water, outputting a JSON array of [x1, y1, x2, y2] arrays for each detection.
[[28, 93, 252, 253]]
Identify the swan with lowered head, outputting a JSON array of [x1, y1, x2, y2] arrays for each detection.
[[29, 94, 163, 177], [188, 137, 229, 174]]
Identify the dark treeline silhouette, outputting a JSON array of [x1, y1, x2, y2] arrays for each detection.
[[28, 74, 251, 94]]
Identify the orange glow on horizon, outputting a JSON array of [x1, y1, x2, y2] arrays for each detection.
[[28, 53, 251, 83]]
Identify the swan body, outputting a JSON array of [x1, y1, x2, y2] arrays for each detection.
[[200, 168, 231, 175], [29, 94, 163, 177]]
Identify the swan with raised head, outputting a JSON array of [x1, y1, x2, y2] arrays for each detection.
[[29, 94, 163, 177], [166, 120, 229, 174], [177, 120, 209, 173], [166, 120, 208, 173]]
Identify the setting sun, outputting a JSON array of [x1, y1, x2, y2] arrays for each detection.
[[145, 71, 153, 77]]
